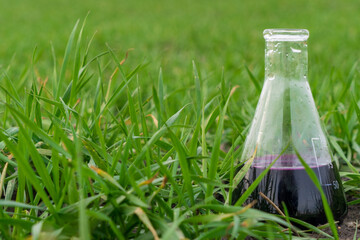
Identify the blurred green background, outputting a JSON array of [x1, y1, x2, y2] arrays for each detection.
[[1, 0, 360, 101], [0, 1, 359, 238]]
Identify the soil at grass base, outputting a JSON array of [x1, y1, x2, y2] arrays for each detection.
[[309, 202, 360, 240]]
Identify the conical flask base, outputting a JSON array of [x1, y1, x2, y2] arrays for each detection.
[[232, 156, 348, 225]]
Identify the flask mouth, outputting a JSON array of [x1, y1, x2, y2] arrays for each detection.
[[263, 29, 309, 42]]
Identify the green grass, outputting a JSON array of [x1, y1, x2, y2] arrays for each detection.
[[0, 0, 360, 239]]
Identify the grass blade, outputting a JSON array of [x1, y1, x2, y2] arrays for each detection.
[[244, 64, 261, 94], [206, 87, 237, 202], [55, 20, 79, 100], [295, 150, 339, 239]]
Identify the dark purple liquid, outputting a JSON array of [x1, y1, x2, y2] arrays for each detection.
[[232, 163, 347, 225]]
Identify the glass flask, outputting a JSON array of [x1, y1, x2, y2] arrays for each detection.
[[232, 29, 347, 225]]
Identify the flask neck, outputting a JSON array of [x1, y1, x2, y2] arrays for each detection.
[[265, 40, 308, 82]]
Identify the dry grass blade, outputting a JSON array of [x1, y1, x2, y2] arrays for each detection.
[[0, 162, 9, 197], [146, 114, 159, 128], [234, 199, 257, 215], [139, 172, 159, 186], [259, 192, 285, 217], [120, 48, 134, 65], [90, 166, 124, 190], [134, 207, 160, 240], [213, 200, 258, 222]]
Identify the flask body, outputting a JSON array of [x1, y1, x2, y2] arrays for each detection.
[[232, 29, 347, 225]]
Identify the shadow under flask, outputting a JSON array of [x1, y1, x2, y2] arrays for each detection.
[[232, 29, 347, 225]]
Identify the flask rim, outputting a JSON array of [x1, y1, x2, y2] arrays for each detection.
[[263, 29, 309, 42]]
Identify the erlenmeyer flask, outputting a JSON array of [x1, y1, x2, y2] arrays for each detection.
[[232, 29, 347, 225]]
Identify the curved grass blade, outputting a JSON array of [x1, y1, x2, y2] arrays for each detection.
[[0, 131, 56, 215], [245, 64, 261, 94], [134, 207, 160, 240], [5, 104, 71, 159], [206, 87, 236, 202], [234, 143, 289, 206], [167, 127, 194, 207], [129, 104, 189, 173], [0, 200, 46, 210], [55, 20, 79, 100], [295, 150, 338, 239], [0, 219, 33, 232]]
